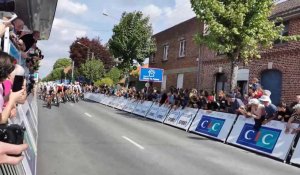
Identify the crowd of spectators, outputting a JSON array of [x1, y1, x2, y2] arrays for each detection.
[[84, 77, 300, 134], [1, 12, 43, 73], [0, 10, 43, 165]]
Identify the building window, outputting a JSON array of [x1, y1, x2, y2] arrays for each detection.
[[163, 45, 169, 61], [179, 40, 186, 57], [274, 21, 289, 44], [177, 73, 184, 89]]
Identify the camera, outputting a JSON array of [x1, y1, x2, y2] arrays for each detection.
[[0, 124, 26, 145]]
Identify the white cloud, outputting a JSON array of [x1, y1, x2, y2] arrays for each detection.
[[38, 17, 88, 77], [142, 0, 195, 33], [142, 4, 162, 22], [57, 0, 88, 15]]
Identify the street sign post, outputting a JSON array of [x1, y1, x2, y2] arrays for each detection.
[[139, 68, 164, 82]]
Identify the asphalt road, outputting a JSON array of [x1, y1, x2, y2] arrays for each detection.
[[37, 99, 300, 175]]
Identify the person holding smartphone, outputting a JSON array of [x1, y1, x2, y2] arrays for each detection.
[[0, 51, 28, 164], [0, 52, 25, 123]]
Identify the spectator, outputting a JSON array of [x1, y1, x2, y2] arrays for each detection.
[[249, 77, 261, 91], [289, 95, 300, 111], [196, 93, 207, 109], [159, 90, 168, 106], [217, 90, 227, 112], [253, 87, 264, 99], [0, 52, 25, 123], [276, 102, 292, 122], [206, 95, 219, 111], [226, 93, 244, 114], [259, 95, 277, 125], [239, 98, 265, 131], [285, 104, 300, 134], [189, 89, 198, 108], [11, 18, 24, 36]]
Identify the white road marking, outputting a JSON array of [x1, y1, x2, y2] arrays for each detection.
[[69, 103, 74, 106], [122, 136, 144, 150], [84, 112, 92, 118]]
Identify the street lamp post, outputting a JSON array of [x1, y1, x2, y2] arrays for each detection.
[[102, 12, 119, 21]]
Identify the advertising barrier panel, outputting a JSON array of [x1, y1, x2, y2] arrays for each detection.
[[146, 103, 171, 122], [123, 99, 138, 113], [290, 136, 300, 165], [107, 96, 119, 108], [146, 103, 160, 120], [102, 96, 114, 106], [115, 97, 129, 110], [94, 94, 104, 103], [84, 93, 91, 100], [227, 116, 299, 160], [189, 110, 237, 141], [132, 101, 153, 117], [164, 107, 198, 130]]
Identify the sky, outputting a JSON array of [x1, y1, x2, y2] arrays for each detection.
[[37, 0, 196, 78]]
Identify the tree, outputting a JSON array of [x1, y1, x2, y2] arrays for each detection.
[[94, 78, 114, 87], [49, 68, 64, 81], [191, 0, 300, 89], [106, 67, 121, 84], [53, 58, 72, 70], [80, 59, 105, 83], [108, 11, 156, 70], [69, 37, 113, 69]]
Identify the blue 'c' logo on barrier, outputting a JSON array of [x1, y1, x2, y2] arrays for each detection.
[[195, 115, 225, 137], [236, 123, 281, 154]]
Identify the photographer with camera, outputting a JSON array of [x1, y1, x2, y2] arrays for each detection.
[[0, 51, 28, 164]]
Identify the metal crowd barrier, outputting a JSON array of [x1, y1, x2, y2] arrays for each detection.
[[0, 91, 38, 175], [84, 92, 300, 166]]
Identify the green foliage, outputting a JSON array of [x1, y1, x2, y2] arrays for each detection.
[[105, 67, 121, 84], [51, 68, 64, 81], [191, 0, 300, 63], [53, 58, 72, 69], [94, 78, 114, 87], [80, 59, 105, 82], [108, 11, 156, 70]]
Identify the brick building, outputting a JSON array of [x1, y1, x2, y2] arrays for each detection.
[[150, 0, 300, 105]]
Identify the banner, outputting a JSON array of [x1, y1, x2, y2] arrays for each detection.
[[115, 97, 129, 110], [101, 96, 114, 106], [84, 93, 91, 100], [107, 96, 119, 108], [227, 116, 299, 160], [94, 94, 104, 103], [164, 107, 198, 130], [88, 93, 99, 102], [123, 99, 138, 113], [132, 101, 153, 117], [189, 110, 237, 141], [146, 103, 171, 122], [290, 135, 300, 165]]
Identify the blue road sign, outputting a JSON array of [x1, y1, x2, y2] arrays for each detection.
[[139, 68, 164, 82]]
